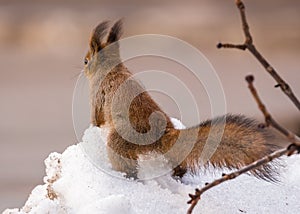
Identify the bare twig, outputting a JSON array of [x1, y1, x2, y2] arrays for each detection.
[[217, 0, 300, 110], [245, 75, 300, 144], [187, 144, 300, 214]]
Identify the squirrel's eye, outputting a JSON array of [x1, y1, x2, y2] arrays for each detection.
[[84, 58, 89, 65]]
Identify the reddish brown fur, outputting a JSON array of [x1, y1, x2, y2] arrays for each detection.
[[83, 21, 282, 181]]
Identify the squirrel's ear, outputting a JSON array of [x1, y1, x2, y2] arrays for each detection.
[[107, 19, 123, 44], [89, 21, 110, 54]]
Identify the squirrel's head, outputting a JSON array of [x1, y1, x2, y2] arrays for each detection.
[[84, 20, 123, 79]]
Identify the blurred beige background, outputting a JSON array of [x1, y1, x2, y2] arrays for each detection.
[[0, 0, 299, 211]]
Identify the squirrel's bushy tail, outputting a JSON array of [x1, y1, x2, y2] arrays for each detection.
[[177, 114, 282, 181]]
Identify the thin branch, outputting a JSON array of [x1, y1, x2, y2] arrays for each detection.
[[217, 0, 300, 110], [187, 144, 300, 214], [245, 75, 299, 144], [216, 43, 246, 50]]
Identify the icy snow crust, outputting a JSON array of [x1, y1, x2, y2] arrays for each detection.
[[3, 118, 300, 214]]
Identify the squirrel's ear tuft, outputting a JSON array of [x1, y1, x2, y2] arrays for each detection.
[[107, 19, 123, 44], [89, 21, 110, 54]]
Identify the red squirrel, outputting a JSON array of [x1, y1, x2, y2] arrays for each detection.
[[83, 20, 280, 180]]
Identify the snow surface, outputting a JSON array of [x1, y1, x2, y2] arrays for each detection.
[[3, 118, 300, 214]]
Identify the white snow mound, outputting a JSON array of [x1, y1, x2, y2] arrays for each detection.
[[3, 118, 300, 214]]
